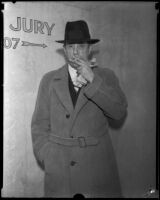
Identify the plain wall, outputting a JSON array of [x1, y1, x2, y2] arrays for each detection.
[[3, 2, 157, 197]]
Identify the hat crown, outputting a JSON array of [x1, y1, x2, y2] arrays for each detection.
[[56, 20, 100, 44], [65, 20, 91, 43]]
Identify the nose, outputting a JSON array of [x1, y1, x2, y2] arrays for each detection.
[[73, 44, 78, 56]]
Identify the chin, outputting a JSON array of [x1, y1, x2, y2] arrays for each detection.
[[68, 62, 77, 69], [71, 65, 78, 69]]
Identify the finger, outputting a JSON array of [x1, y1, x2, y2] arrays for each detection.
[[69, 58, 78, 64], [76, 67, 83, 76], [77, 74, 88, 84], [90, 62, 97, 68], [69, 60, 80, 69], [77, 80, 87, 85], [90, 58, 96, 63], [70, 58, 83, 68], [74, 59, 83, 66], [74, 57, 87, 65]]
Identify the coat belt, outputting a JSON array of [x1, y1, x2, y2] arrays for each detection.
[[48, 134, 105, 148]]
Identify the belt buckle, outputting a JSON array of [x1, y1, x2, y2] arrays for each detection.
[[78, 136, 86, 148]]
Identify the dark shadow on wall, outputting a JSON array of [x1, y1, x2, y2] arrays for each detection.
[[108, 110, 128, 130], [56, 48, 67, 62]]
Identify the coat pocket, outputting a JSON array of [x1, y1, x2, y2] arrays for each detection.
[[43, 143, 62, 174]]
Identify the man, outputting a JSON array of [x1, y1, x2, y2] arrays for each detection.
[[31, 20, 128, 198]]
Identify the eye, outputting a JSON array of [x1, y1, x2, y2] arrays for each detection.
[[67, 44, 73, 48], [78, 44, 88, 50], [79, 44, 86, 48]]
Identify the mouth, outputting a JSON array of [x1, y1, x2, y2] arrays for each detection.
[[71, 55, 80, 61], [69, 55, 80, 63], [68, 59, 79, 69]]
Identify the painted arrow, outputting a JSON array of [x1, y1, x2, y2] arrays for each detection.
[[21, 41, 47, 48]]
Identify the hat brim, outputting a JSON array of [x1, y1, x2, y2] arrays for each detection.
[[55, 39, 100, 44]]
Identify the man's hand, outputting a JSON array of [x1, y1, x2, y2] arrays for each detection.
[[69, 57, 96, 83]]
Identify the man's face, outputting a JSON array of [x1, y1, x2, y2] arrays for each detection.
[[64, 43, 91, 68]]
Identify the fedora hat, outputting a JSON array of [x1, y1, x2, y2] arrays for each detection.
[[56, 20, 100, 44]]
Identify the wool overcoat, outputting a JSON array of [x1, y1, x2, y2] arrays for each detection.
[[31, 64, 128, 198]]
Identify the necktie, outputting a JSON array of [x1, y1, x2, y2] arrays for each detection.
[[68, 72, 81, 107]]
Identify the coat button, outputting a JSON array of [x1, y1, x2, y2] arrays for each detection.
[[66, 114, 70, 118], [70, 161, 76, 166]]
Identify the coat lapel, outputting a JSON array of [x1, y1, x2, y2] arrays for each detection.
[[52, 65, 74, 114], [68, 86, 88, 134], [52, 64, 89, 135], [74, 86, 88, 117], [69, 67, 99, 134]]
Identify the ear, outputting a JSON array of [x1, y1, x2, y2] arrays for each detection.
[[88, 44, 92, 57], [63, 45, 66, 54], [88, 44, 92, 54]]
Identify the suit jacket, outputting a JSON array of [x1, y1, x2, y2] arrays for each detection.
[[31, 64, 128, 197]]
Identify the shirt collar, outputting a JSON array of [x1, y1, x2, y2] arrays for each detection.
[[68, 64, 77, 81]]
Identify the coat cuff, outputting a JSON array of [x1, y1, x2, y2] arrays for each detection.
[[84, 73, 103, 99]]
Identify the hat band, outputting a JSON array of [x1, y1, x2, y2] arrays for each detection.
[[65, 38, 91, 44]]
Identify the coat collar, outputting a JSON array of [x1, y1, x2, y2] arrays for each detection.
[[52, 64, 74, 114]]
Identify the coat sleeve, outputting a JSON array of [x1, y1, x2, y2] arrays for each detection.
[[31, 74, 52, 164], [84, 68, 128, 120]]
